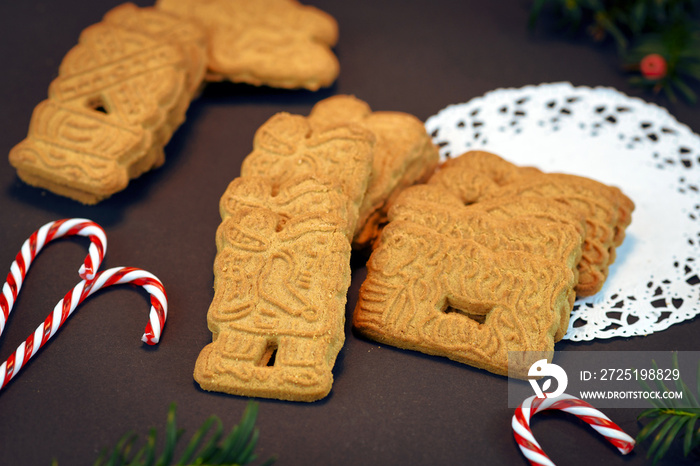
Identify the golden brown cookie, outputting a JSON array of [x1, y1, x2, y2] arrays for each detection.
[[104, 3, 208, 98], [428, 151, 634, 296], [195, 176, 352, 401], [8, 3, 207, 204], [353, 202, 583, 377], [197, 112, 374, 401], [241, 111, 376, 233], [308, 95, 440, 248], [387, 185, 587, 342], [352, 148, 640, 377], [156, 0, 339, 90], [218, 174, 356, 241], [485, 174, 633, 296]]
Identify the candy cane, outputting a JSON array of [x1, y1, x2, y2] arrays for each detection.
[[512, 393, 635, 466], [0, 219, 168, 394], [1, 218, 107, 335]]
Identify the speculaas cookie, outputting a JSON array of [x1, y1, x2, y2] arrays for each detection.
[[194, 176, 352, 401], [387, 185, 587, 342], [156, 0, 339, 91], [308, 95, 440, 248], [429, 151, 634, 296], [196, 112, 375, 401], [354, 150, 634, 377], [8, 3, 207, 204], [353, 187, 585, 377]]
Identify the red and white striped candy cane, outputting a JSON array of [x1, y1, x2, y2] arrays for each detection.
[[0, 219, 168, 393], [1, 218, 107, 336], [512, 393, 635, 466], [0, 266, 167, 391]]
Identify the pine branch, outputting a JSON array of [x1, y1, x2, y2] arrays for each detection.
[[636, 353, 700, 464], [53, 402, 276, 466], [529, 0, 700, 103]]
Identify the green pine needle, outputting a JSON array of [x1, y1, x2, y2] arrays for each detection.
[[684, 417, 698, 456], [647, 415, 675, 462], [176, 416, 222, 465], [636, 353, 700, 464], [55, 402, 275, 466]]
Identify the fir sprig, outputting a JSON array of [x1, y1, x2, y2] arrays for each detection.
[[636, 353, 700, 464], [55, 402, 275, 466], [529, 0, 700, 103]]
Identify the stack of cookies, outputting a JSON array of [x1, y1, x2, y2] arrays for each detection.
[[353, 150, 634, 378], [9, 4, 208, 204], [194, 96, 439, 401], [9, 0, 342, 204], [425, 151, 634, 297]]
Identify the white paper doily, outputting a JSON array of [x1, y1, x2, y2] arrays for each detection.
[[425, 82, 700, 341]]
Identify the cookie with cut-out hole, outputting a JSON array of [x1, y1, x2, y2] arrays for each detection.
[[308, 95, 440, 249], [195, 175, 351, 401], [156, 0, 339, 90], [353, 201, 583, 377], [386, 184, 587, 342], [9, 4, 206, 204]]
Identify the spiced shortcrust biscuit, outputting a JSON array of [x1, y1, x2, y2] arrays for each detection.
[[156, 0, 339, 90], [353, 212, 582, 378], [387, 185, 587, 341], [427, 150, 542, 204], [218, 175, 356, 241], [309, 95, 440, 248], [194, 176, 352, 401], [484, 174, 633, 296], [196, 113, 374, 401], [8, 4, 206, 204]]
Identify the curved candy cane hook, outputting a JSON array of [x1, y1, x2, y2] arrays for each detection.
[[86, 267, 168, 345], [0, 219, 168, 394], [512, 393, 635, 466], [1, 218, 107, 335]]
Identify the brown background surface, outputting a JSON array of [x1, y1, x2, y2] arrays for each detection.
[[1, 1, 698, 465]]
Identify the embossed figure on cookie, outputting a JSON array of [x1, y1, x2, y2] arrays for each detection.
[[195, 177, 351, 401], [9, 4, 206, 204], [157, 0, 339, 90], [354, 150, 633, 377], [388, 185, 587, 340], [241, 112, 375, 230], [354, 211, 582, 377], [196, 110, 374, 401]]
